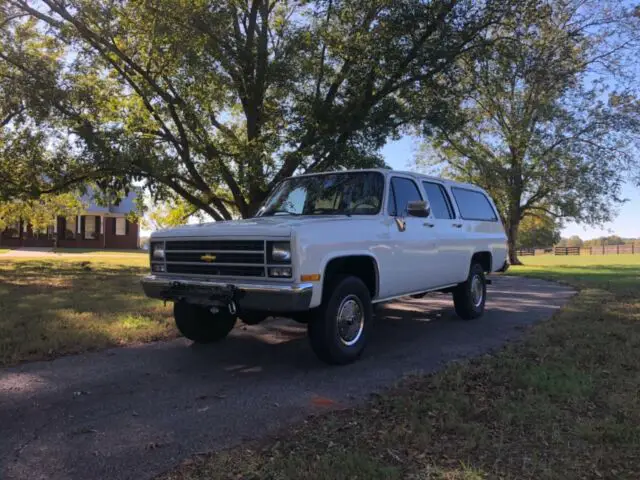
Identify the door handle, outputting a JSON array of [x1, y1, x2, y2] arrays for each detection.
[[423, 222, 435, 228], [452, 223, 463, 228]]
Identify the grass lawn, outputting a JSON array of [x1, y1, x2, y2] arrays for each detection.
[[0, 253, 174, 366], [51, 248, 147, 255], [162, 255, 640, 480]]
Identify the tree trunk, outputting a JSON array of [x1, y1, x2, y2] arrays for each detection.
[[506, 218, 522, 266]]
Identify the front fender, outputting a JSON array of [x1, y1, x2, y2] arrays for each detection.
[[322, 250, 379, 302]]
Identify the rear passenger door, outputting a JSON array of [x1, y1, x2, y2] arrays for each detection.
[[421, 181, 469, 284], [449, 186, 505, 274]]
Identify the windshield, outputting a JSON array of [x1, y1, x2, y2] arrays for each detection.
[[258, 171, 384, 217]]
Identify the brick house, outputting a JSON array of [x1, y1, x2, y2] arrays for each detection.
[[1, 191, 139, 249]]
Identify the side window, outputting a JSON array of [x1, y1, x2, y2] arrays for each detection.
[[388, 177, 422, 216], [451, 187, 498, 221], [422, 182, 454, 219]]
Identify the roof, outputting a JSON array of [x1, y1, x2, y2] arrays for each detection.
[[82, 190, 138, 215], [289, 168, 484, 191]]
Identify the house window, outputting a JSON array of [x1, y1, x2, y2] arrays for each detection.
[[33, 225, 54, 240], [65, 216, 76, 239], [115, 217, 127, 236], [5, 222, 20, 238], [84, 216, 98, 239]]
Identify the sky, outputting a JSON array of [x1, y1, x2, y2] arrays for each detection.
[[381, 136, 640, 240]]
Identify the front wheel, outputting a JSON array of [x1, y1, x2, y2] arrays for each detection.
[[453, 263, 486, 320], [307, 275, 373, 365], [174, 302, 237, 343]]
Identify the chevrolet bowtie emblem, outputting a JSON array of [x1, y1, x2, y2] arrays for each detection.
[[200, 254, 217, 263]]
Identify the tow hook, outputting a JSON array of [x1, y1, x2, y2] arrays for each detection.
[[228, 300, 237, 315]]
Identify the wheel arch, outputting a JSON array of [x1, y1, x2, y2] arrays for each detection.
[[320, 253, 379, 303], [471, 251, 492, 273]]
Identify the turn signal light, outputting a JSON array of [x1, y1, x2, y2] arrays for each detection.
[[300, 274, 321, 282]]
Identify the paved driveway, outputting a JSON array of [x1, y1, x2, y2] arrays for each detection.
[[0, 276, 574, 480]]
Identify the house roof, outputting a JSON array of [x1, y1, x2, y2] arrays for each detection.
[[82, 190, 138, 215]]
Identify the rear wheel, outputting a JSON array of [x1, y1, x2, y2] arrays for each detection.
[[307, 275, 373, 365], [174, 302, 237, 343], [453, 263, 486, 320]]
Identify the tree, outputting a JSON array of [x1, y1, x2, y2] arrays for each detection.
[[1, 0, 508, 219], [583, 235, 627, 247], [516, 214, 561, 249], [566, 235, 584, 248], [141, 196, 204, 232], [414, 0, 640, 264], [0, 193, 85, 245]]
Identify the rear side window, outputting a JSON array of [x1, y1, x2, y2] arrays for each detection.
[[422, 182, 454, 219], [451, 187, 497, 221], [388, 177, 422, 216]]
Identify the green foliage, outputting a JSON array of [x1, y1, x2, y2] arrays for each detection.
[[414, 0, 640, 263], [0, 0, 507, 218], [0, 193, 85, 232], [556, 235, 640, 248], [566, 235, 584, 248], [582, 236, 639, 247], [141, 196, 203, 231], [516, 215, 561, 249]]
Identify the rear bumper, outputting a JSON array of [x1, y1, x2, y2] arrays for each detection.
[[141, 275, 313, 312]]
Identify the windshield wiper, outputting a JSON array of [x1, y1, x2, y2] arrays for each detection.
[[264, 209, 301, 216], [312, 208, 351, 216]]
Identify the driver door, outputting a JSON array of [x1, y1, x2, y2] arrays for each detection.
[[382, 176, 440, 297]]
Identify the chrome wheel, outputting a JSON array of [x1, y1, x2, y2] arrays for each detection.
[[336, 294, 365, 346], [470, 274, 484, 307]]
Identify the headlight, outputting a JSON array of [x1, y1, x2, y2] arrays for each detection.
[[270, 241, 291, 263], [151, 243, 165, 260]]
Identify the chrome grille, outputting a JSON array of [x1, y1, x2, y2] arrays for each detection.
[[162, 239, 266, 278], [167, 264, 265, 277], [165, 252, 264, 264], [165, 240, 263, 251]]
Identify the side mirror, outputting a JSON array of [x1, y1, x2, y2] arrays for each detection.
[[407, 200, 431, 218]]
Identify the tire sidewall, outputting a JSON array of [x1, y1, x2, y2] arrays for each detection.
[[310, 276, 373, 364], [466, 264, 486, 316]]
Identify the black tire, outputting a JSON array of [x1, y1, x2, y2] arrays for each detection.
[[174, 302, 237, 343], [453, 263, 486, 320], [307, 275, 373, 365]]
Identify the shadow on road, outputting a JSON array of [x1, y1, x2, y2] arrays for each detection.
[[0, 276, 575, 480]]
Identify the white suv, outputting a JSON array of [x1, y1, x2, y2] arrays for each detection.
[[142, 169, 508, 364]]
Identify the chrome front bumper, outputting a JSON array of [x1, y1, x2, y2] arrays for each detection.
[[141, 275, 313, 312]]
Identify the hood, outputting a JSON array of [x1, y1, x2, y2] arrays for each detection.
[[151, 215, 360, 239]]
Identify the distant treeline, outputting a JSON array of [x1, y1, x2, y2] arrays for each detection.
[[556, 235, 640, 248]]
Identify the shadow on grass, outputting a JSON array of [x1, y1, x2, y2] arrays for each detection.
[[0, 260, 173, 366]]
